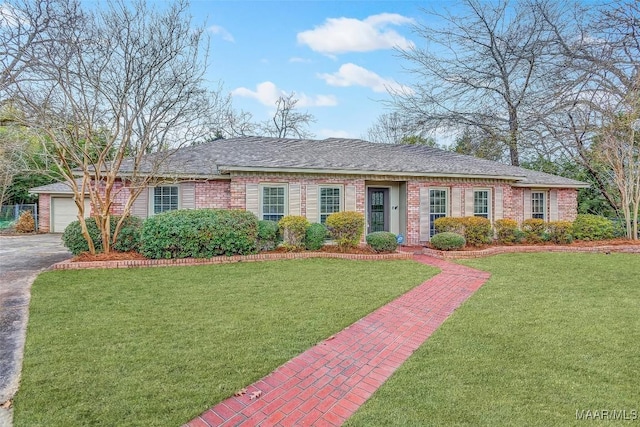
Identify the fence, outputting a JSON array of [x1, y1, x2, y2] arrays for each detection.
[[0, 203, 39, 230]]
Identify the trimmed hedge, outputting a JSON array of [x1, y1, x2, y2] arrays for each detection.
[[257, 220, 279, 251], [62, 215, 142, 255], [522, 218, 546, 243], [278, 215, 309, 249], [305, 223, 328, 251], [366, 231, 398, 253], [547, 221, 573, 244], [326, 211, 365, 250], [572, 214, 614, 241], [430, 232, 466, 251], [434, 216, 492, 246], [494, 219, 521, 244], [140, 209, 258, 259]]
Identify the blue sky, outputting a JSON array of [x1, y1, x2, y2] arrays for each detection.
[[189, 1, 433, 140]]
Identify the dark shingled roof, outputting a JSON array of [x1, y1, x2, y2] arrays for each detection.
[[34, 137, 588, 191], [122, 136, 586, 187]]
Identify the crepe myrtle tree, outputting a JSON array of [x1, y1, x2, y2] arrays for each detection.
[[7, 0, 218, 254]]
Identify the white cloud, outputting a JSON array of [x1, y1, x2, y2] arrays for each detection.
[[208, 25, 235, 42], [0, 3, 28, 28], [318, 63, 412, 94], [231, 81, 338, 107], [297, 13, 414, 55]]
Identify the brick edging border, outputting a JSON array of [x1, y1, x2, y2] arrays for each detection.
[[51, 251, 414, 270], [422, 244, 640, 259]]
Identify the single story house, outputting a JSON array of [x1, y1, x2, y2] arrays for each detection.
[[31, 136, 588, 244]]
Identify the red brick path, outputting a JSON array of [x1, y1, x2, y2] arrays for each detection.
[[184, 255, 490, 427]]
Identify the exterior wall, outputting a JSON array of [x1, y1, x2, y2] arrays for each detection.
[[558, 189, 579, 221], [38, 193, 51, 232], [195, 180, 231, 209]]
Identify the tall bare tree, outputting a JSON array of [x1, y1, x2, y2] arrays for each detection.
[[260, 93, 315, 139], [393, 0, 558, 166], [538, 0, 640, 226], [7, 0, 216, 253]]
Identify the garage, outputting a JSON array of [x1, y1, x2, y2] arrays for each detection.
[[51, 197, 91, 233]]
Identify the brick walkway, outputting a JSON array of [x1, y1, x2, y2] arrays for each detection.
[[184, 255, 490, 427]]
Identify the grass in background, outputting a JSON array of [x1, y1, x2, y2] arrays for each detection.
[[14, 259, 436, 427], [346, 253, 640, 426]]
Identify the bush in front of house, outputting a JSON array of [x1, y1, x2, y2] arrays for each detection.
[[434, 217, 465, 235], [366, 231, 398, 253], [460, 216, 492, 246], [494, 219, 521, 244], [572, 214, 615, 241], [140, 209, 257, 259], [15, 211, 35, 233], [547, 221, 574, 244], [326, 211, 365, 250], [63, 215, 142, 255], [278, 215, 310, 250], [434, 216, 492, 246], [304, 223, 328, 251], [257, 220, 280, 251], [430, 232, 466, 251], [522, 218, 546, 243]]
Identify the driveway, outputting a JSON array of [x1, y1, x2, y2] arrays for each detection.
[[0, 234, 71, 426]]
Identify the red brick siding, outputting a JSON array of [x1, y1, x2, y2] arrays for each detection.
[[38, 193, 51, 232], [195, 180, 231, 209], [558, 189, 578, 221]]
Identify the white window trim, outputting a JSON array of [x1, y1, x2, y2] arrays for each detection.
[[259, 183, 288, 221], [473, 188, 492, 220], [149, 185, 180, 215], [531, 190, 547, 220], [429, 187, 450, 237], [318, 184, 344, 224]]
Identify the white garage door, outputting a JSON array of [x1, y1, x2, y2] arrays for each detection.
[[51, 197, 91, 233]]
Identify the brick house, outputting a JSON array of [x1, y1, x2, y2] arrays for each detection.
[[32, 136, 588, 244]]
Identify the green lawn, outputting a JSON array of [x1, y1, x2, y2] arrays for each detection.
[[14, 259, 436, 427], [346, 253, 640, 426]]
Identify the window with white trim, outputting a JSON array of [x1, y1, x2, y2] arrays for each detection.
[[532, 191, 546, 219], [319, 186, 341, 224], [261, 186, 286, 221], [153, 186, 179, 214], [429, 188, 448, 237], [474, 190, 490, 219]]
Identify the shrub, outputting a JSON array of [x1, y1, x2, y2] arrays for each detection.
[[460, 216, 492, 246], [326, 211, 365, 250], [434, 216, 491, 246], [522, 218, 546, 243], [572, 214, 614, 241], [15, 211, 35, 233], [62, 215, 142, 255], [495, 219, 521, 244], [305, 223, 328, 251], [257, 220, 279, 251], [366, 231, 398, 253], [278, 215, 309, 249], [140, 209, 258, 259], [430, 232, 466, 251], [434, 217, 464, 234], [547, 221, 573, 244]]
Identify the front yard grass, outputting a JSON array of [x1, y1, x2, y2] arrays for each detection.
[[346, 253, 640, 426], [14, 258, 436, 427]]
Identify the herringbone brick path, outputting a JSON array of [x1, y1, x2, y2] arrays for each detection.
[[184, 255, 490, 427]]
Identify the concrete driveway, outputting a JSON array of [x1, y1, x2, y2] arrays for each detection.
[[0, 234, 71, 426]]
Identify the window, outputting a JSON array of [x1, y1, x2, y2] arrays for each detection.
[[261, 186, 286, 221], [320, 186, 341, 224], [429, 189, 448, 237], [532, 192, 546, 219], [474, 190, 489, 218], [153, 186, 178, 214]]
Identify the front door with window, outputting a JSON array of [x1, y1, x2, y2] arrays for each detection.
[[368, 188, 389, 233]]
